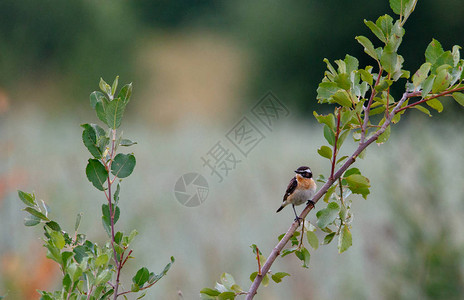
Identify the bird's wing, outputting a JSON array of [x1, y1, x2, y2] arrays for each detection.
[[283, 177, 297, 201]]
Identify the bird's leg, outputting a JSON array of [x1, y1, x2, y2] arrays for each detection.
[[306, 199, 315, 207], [292, 204, 303, 226]]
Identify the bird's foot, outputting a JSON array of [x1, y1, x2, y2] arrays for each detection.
[[294, 216, 304, 226], [306, 200, 315, 207]]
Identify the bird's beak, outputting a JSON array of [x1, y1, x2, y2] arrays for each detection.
[[294, 170, 300, 173]]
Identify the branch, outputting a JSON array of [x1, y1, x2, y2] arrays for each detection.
[[395, 86, 464, 113], [245, 93, 410, 299]]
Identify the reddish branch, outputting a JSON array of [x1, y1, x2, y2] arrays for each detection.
[[245, 91, 411, 299], [330, 109, 342, 180]]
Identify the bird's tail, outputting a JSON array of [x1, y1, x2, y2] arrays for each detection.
[[276, 203, 286, 213]]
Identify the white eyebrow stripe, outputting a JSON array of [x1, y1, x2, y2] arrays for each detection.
[[305, 168, 311, 172]]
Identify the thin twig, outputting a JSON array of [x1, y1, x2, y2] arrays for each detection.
[[330, 109, 341, 180], [396, 86, 464, 113], [245, 93, 410, 299]]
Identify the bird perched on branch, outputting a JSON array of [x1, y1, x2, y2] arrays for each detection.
[[276, 166, 317, 224]]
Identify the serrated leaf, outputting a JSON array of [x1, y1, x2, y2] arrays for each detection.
[[338, 225, 353, 253], [85, 159, 108, 191], [317, 146, 332, 159], [307, 230, 319, 250], [18, 190, 35, 207], [313, 112, 336, 129], [316, 202, 340, 228], [111, 153, 136, 178], [106, 98, 126, 129]]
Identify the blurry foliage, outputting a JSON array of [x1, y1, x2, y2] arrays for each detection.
[[382, 133, 464, 299], [0, 0, 137, 98]]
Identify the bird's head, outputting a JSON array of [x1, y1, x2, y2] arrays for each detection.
[[295, 166, 313, 178]]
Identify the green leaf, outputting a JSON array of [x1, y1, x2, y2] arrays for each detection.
[[376, 14, 394, 39], [377, 125, 391, 144], [313, 112, 335, 129], [380, 50, 398, 74], [218, 292, 235, 300], [49, 230, 65, 249], [281, 246, 298, 257], [262, 274, 270, 287], [85, 159, 108, 191], [200, 288, 221, 296], [132, 267, 150, 287], [323, 125, 335, 146], [24, 215, 41, 226], [344, 54, 359, 74], [111, 76, 119, 97], [75, 213, 83, 232], [111, 153, 136, 178], [63, 274, 72, 291], [358, 69, 373, 86], [412, 63, 431, 88], [46, 221, 61, 231], [118, 83, 133, 104], [425, 39, 444, 65], [364, 20, 386, 43], [317, 82, 340, 102], [95, 269, 112, 285], [452, 45, 461, 66], [345, 174, 370, 199], [81, 124, 104, 158], [23, 207, 49, 221], [426, 98, 444, 113], [338, 225, 353, 253], [334, 73, 351, 90], [106, 98, 126, 129], [147, 256, 175, 284], [95, 96, 110, 126], [331, 90, 353, 107], [317, 146, 332, 159], [271, 272, 290, 283], [95, 254, 109, 268], [18, 190, 35, 206], [102, 204, 120, 225], [295, 247, 310, 268], [337, 129, 350, 149], [67, 263, 83, 282], [452, 92, 464, 106], [412, 105, 432, 116], [344, 167, 361, 177], [431, 68, 451, 93], [421, 75, 435, 98], [356, 36, 378, 60], [99, 78, 112, 97], [90, 91, 106, 109], [120, 138, 137, 147], [316, 202, 340, 228], [323, 185, 336, 203], [323, 232, 336, 245], [389, 0, 414, 15], [307, 230, 319, 250]]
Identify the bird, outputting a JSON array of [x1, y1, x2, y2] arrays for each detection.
[[276, 166, 317, 224]]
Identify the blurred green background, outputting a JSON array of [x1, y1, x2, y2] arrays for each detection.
[[1, 0, 464, 299]]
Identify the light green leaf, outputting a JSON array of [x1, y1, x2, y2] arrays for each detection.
[[452, 92, 464, 106], [425, 98, 443, 113], [111, 153, 136, 178], [307, 230, 319, 250], [331, 90, 353, 107], [120, 138, 137, 147], [323, 232, 336, 245], [111, 76, 119, 97], [313, 112, 336, 129], [412, 105, 432, 116], [85, 159, 108, 191], [24, 215, 41, 226], [425, 39, 444, 65], [377, 125, 391, 144], [49, 230, 65, 250], [316, 202, 340, 228], [132, 267, 149, 287], [364, 20, 386, 43], [18, 190, 35, 207], [452, 45, 461, 66], [356, 36, 378, 60], [317, 82, 339, 102], [95, 254, 109, 268], [380, 50, 398, 74], [412, 63, 431, 88], [345, 174, 370, 199], [421, 75, 435, 98], [431, 68, 451, 93], [95, 269, 112, 285], [200, 288, 221, 297], [218, 292, 235, 300], [317, 146, 332, 159], [338, 225, 353, 253], [118, 83, 133, 104], [75, 213, 83, 232], [99, 78, 112, 97]]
